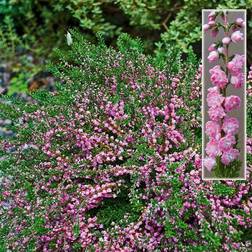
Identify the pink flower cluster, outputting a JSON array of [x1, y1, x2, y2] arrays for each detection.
[[203, 11, 245, 173], [228, 54, 245, 88], [209, 65, 228, 89]]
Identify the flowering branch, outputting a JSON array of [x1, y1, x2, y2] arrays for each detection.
[[203, 10, 245, 177]]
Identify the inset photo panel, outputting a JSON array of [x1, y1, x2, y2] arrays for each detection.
[[202, 9, 246, 180]]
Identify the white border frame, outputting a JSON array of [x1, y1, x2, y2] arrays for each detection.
[[202, 9, 247, 181]]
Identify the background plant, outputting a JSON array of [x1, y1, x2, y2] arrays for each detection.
[[1, 0, 252, 56], [1, 0, 252, 95]]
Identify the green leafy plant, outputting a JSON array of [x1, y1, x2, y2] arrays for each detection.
[[0, 16, 24, 62]]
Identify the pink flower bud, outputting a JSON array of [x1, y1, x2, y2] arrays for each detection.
[[218, 47, 225, 54], [203, 24, 210, 31], [222, 37, 231, 45], [231, 30, 243, 43], [208, 20, 215, 26], [208, 11, 216, 21], [235, 18, 243, 26], [208, 43, 216, 51], [207, 51, 219, 62]]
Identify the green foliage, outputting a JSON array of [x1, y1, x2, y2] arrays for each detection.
[[88, 187, 141, 229], [213, 182, 236, 197], [32, 216, 48, 235], [213, 158, 242, 179], [201, 221, 221, 248], [196, 191, 210, 206], [0, 16, 24, 62], [164, 219, 176, 238], [161, 0, 252, 53], [8, 71, 30, 95], [57, 0, 121, 37], [0, 15, 44, 93], [116, 0, 171, 29], [1, 0, 252, 58]]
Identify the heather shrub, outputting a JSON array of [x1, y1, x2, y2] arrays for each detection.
[[0, 32, 252, 251]]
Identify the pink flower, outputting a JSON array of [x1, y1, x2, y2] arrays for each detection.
[[208, 106, 226, 121], [230, 73, 244, 88], [203, 24, 210, 31], [203, 157, 216, 171], [208, 21, 215, 26], [231, 31, 243, 43], [208, 86, 219, 93], [222, 37, 231, 45], [224, 95, 241, 112], [227, 54, 244, 76], [194, 154, 201, 168], [206, 138, 220, 157], [235, 18, 243, 26], [208, 51, 219, 62], [221, 148, 239, 165], [205, 121, 221, 139], [208, 43, 216, 51], [207, 89, 224, 107], [209, 65, 228, 88], [218, 47, 225, 54], [218, 135, 236, 152], [222, 117, 239, 135], [208, 11, 216, 21]]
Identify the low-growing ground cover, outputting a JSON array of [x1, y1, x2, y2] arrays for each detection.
[[0, 32, 251, 251]]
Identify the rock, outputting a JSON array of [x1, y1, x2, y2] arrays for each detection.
[[0, 64, 11, 87], [0, 128, 15, 138], [0, 87, 8, 95], [0, 98, 12, 105], [11, 92, 37, 104], [21, 143, 39, 151], [6, 146, 16, 153], [4, 119, 12, 125], [0, 119, 12, 126], [28, 71, 56, 92]]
